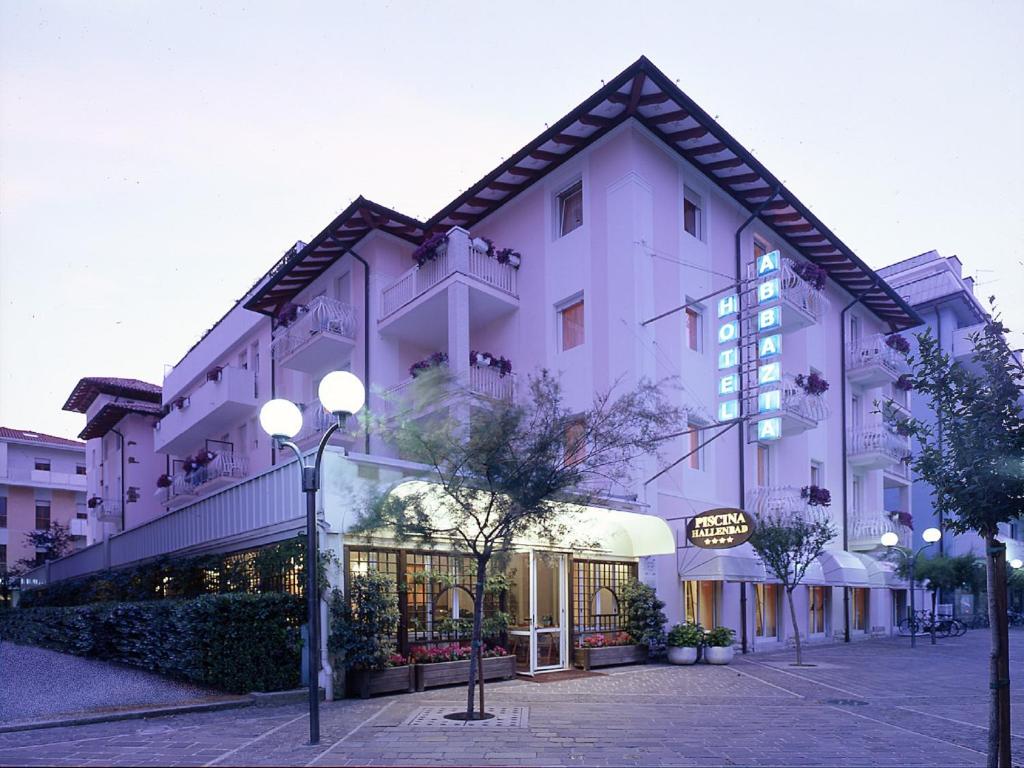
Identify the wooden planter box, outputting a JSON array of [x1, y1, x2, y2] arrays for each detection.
[[347, 665, 415, 699], [414, 655, 517, 692], [574, 644, 648, 671]]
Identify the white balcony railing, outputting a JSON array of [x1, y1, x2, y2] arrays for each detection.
[[271, 296, 358, 362], [745, 486, 832, 525], [3, 468, 87, 490], [70, 518, 89, 537], [779, 375, 831, 424], [380, 366, 516, 417], [781, 258, 831, 323], [846, 334, 909, 378], [379, 229, 518, 321], [153, 366, 258, 455], [848, 425, 910, 465], [170, 452, 248, 499], [849, 511, 912, 549]]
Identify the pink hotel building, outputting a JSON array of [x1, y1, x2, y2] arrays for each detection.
[[42, 58, 923, 677]]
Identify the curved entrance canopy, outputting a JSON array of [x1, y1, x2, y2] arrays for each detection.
[[381, 480, 674, 558], [678, 544, 766, 582], [819, 550, 871, 587], [852, 553, 904, 587]]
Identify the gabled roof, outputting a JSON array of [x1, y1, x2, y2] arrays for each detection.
[[78, 401, 163, 440], [246, 56, 919, 330], [0, 427, 85, 450], [63, 377, 162, 413]]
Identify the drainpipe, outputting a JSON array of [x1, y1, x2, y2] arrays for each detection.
[[840, 277, 881, 644], [933, 307, 944, 556], [734, 187, 779, 655], [348, 249, 372, 455], [111, 427, 126, 533]]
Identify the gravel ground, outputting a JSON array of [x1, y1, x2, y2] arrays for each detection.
[[0, 642, 229, 724]]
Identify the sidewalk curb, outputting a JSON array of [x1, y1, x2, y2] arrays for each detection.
[[0, 688, 320, 734]]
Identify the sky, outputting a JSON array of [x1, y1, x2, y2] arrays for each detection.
[[1, 0, 1022, 440]]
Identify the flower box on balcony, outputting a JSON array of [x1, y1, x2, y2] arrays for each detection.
[[574, 643, 648, 671], [413, 655, 516, 691], [347, 665, 415, 699]]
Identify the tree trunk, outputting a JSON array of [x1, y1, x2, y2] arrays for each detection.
[[465, 557, 489, 720], [984, 535, 1012, 768], [787, 587, 802, 666]]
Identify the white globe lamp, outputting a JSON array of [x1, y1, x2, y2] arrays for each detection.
[[1011, 558, 1023, 569], [922, 527, 942, 544], [259, 398, 303, 439], [318, 371, 366, 416], [880, 531, 899, 548]]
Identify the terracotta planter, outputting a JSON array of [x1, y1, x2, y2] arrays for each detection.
[[667, 646, 699, 665], [414, 655, 517, 692], [347, 665, 415, 698], [573, 644, 648, 671], [704, 646, 735, 665]]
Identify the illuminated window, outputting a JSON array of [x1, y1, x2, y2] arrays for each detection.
[[685, 307, 702, 352], [683, 580, 718, 627], [808, 586, 829, 634], [753, 239, 769, 259], [756, 444, 772, 487], [559, 298, 585, 351], [564, 417, 587, 467], [683, 188, 702, 239], [687, 422, 703, 470], [755, 583, 780, 638], [558, 181, 583, 236], [851, 588, 869, 631]]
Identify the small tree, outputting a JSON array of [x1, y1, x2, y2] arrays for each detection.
[[748, 513, 836, 665], [894, 319, 1024, 768], [15, 522, 74, 572], [329, 570, 401, 693], [618, 578, 667, 645], [355, 368, 683, 719], [892, 553, 977, 621]]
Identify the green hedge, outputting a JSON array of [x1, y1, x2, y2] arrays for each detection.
[[0, 593, 303, 693]]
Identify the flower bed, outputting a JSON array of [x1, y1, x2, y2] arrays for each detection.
[[573, 633, 647, 670], [410, 644, 515, 691], [347, 654, 415, 698]]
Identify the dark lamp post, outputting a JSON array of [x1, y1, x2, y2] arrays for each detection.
[[259, 371, 365, 746], [882, 526, 941, 649]]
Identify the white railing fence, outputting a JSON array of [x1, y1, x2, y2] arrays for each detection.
[[849, 425, 910, 462], [781, 259, 831, 320], [746, 486, 832, 525], [846, 333, 909, 374], [170, 452, 249, 498], [779, 374, 831, 423], [272, 296, 358, 360]]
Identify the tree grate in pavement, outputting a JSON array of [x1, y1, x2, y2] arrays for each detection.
[[403, 706, 529, 728], [823, 699, 870, 706]]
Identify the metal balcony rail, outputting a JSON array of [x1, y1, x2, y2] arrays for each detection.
[[380, 367, 516, 416], [745, 485, 831, 524], [170, 452, 248, 497], [846, 333, 909, 375], [379, 231, 518, 320], [779, 374, 831, 423], [848, 425, 910, 462], [271, 296, 358, 360], [781, 258, 831, 321], [850, 511, 912, 548]]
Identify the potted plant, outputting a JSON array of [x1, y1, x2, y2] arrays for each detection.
[[703, 627, 736, 664], [409, 351, 448, 378], [411, 232, 448, 267], [666, 623, 703, 665], [800, 485, 832, 507], [895, 373, 914, 392], [791, 261, 828, 290], [794, 372, 829, 396], [885, 334, 911, 355], [156, 474, 172, 489]]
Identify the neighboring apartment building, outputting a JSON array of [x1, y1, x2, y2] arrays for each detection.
[[23, 58, 923, 677], [62, 377, 164, 542], [0, 428, 87, 574], [878, 251, 1024, 611]]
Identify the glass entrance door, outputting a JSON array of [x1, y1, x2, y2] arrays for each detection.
[[505, 551, 568, 675]]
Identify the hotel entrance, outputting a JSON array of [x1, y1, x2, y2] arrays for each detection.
[[507, 551, 568, 675]]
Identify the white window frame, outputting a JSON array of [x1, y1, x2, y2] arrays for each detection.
[[683, 186, 704, 240], [556, 180, 584, 238], [556, 293, 585, 352]]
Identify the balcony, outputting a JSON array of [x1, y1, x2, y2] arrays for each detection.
[[378, 228, 519, 346], [952, 322, 986, 365], [849, 511, 912, 550], [153, 366, 257, 455], [846, 334, 908, 388], [778, 259, 831, 332], [70, 518, 89, 538], [745, 486, 831, 525], [3, 468, 87, 491], [381, 364, 516, 418], [272, 296, 358, 380], [848, 425, 910, 470], [92, 499, 122, 524], [778, 375, 830, 435], [168, 452, 249, 503]]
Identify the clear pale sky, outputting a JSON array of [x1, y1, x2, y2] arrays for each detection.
[[2, 1, 1022, 440]]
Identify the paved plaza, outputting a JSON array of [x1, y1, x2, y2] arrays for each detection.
[[1, 630, 1021, 767]]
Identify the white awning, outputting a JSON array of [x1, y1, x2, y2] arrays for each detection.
[[679, 544, 766, 582], [852, 553, 905, 588], [377, 480, 675, 558], [819, 550, 871, 587]]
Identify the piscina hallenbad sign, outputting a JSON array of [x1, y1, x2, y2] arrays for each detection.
[[686, 508, 755, 549]]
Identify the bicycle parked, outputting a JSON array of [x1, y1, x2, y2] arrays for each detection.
[[897, 609, 966, 638]]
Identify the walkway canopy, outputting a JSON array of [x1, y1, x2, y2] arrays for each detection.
[[819, 550, 871, 587], [375, 480, 674, 559], [678, 544, 766, 582], [852, 553, 905, 588]]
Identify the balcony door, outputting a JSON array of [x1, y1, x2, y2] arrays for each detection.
[[507, 551, 568, 675]]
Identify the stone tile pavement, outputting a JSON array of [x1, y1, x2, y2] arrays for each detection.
[[1, 630, 1021, 767]]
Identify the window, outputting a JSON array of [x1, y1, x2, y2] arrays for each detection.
[[850, 394, 862, 430], [35, 502, 51, 530], [756, 444, 772, 487], [76, 464, 87, 476], [336, 272, 352, 304], [559, 298, 585, 351], [683, 580, 719, 627], [808, 586, 829, 634], [76, 511, 87, 520], [755, 583, 780, 639], [34, 458, 51, 471], [0, 497, 6, 528], [810, 461, 823, 488], [685, 307, 702, 352], [852, 475, 864, 514], [753, 239, 769, 259], [558, 181, 583, 236], [251, 342, 260, 399], [683, 188, 703, 239], [0, 544, 6, 573], [687, 422, 703, 470], [851, 588, 869, 631], [850, 315, 861, 344], [564, 418, 587, 467]]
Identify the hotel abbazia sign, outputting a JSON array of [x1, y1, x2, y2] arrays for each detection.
[[686, 508, 755, 549]]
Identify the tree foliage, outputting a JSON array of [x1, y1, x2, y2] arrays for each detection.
[[618, 578, 667, 644], [328, 571, 400, 671]]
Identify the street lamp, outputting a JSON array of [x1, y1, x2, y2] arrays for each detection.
[[1011, 559, 1023, 569], [882, 526, 942, 648], [259, 370, 365, 746]]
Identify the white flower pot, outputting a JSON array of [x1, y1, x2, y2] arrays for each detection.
[[667, 646, 698, 665], [472, 237, 490, 252], [704, 646, 734, 665]]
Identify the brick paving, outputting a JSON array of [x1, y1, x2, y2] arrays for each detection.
[[1, 630, 1021, 767]]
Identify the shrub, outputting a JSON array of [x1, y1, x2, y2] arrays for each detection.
[[618, 579, 667, 644], [0, 593, 302, 693], [704, 626, 736, 648], [328, 571, 400, 671], [666, 623, 703, 648]]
